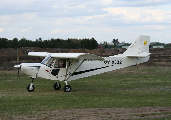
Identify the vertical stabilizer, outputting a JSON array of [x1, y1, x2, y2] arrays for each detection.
[[123, 35, 150, 56]]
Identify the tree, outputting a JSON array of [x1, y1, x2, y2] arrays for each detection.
[[0, 38, 7, 48], [18, 37, 29, 47], [104, 41, 108, 48], [12, 38, 19, 48], [0, 37, 99, 49], [90, 37, 98, 49], [112, 39, 119, 47]]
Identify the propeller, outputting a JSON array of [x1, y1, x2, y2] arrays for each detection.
[[14, 64, 21, 78]]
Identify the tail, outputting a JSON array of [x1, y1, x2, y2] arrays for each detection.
[[123, 35, 151, 58]]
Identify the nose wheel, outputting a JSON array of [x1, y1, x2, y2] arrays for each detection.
[[27, 78, 35, 92]]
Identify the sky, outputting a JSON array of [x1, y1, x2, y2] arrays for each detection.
[[0, 0, 171, 44]]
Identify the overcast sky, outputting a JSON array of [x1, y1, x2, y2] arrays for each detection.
[[0, 0, 171, 43]]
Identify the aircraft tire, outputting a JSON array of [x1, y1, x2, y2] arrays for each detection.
[[27, 84, 35, 92], [63, 85, 72, 92], [53, 83, 61, 90]]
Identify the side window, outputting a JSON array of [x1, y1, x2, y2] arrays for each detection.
[[54, 59, 66, 68]]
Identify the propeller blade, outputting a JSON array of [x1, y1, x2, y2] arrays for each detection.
[[14, 64, 21, 78], [18, 68, 20, 78], [14, 65, 21, 68]]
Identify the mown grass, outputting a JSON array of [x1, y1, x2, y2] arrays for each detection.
[[0, 66, 171, 118]]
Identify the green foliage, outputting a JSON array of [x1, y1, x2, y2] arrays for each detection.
[[99, 38, 120, 49], [0, 37, 98, 49], [165, 44, 171, 48], [112, 38, 119, 47], [0, 38, 8, 48]]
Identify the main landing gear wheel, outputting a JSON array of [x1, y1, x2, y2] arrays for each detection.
[[53, 82, 61, 90], [63, 85, 72, 92], [27, 83, 35, 92]]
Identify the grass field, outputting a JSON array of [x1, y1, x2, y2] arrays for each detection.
[[0, 66, 171, 119]]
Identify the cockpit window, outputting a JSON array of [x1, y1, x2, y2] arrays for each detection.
[[54, 59, 66, 68], [41, 54, 54, 67], [41, 55, 66, 68]]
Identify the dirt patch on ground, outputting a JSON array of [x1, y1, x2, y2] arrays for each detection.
[[14, 107, 171, 119]]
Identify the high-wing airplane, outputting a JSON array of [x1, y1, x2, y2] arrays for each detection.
[[14, 35, 150, 92]]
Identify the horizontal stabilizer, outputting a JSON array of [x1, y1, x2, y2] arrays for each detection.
[[126, 52, 151, 58]]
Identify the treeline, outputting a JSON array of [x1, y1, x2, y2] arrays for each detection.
[[0, 37, 98, 49]]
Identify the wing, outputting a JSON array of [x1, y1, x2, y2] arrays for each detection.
[[28, 52, 49, 57], [28, 52, 105, 60], [50, 53, 105, 60]]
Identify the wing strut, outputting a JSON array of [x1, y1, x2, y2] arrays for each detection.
[[64, 59, 85, 81], [64, 59, 70, 81], [63, 59, 85, 92]]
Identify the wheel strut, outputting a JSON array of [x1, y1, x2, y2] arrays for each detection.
[[65, 81, 68, 85]]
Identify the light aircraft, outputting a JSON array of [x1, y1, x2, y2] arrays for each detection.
[[14, 35, 150, 92]]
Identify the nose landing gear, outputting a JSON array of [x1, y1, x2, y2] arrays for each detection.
[[27, 78, 35, 92]]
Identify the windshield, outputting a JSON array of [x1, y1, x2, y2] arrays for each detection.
[[41, 54, 54, 67]]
